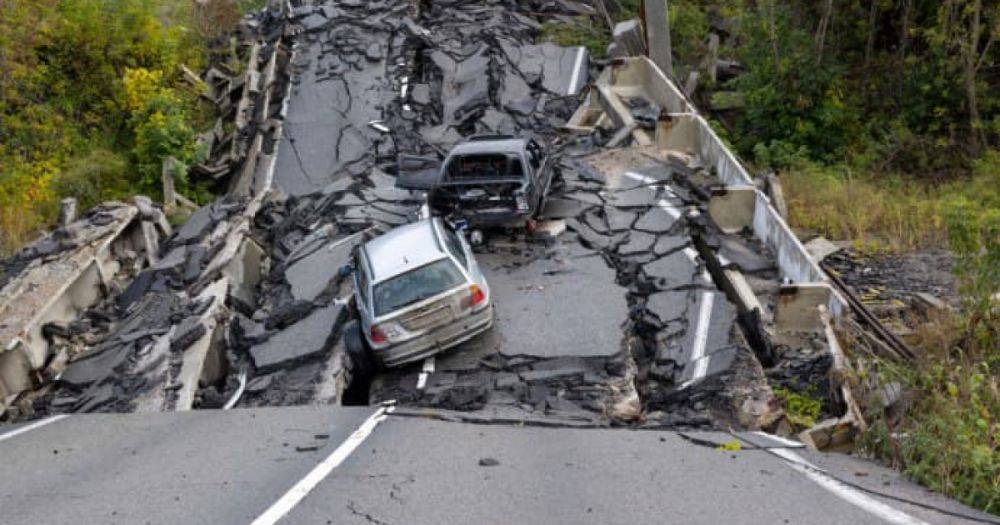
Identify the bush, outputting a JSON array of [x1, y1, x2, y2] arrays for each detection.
[[124, 68, 205, 192], [54, 150, 131, 212], [859, 152, 999, 514], [0, 0, 212, 253]]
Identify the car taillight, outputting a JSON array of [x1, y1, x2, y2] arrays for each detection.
[[370, 324, 388, 344], [464, 284, 486, 309]]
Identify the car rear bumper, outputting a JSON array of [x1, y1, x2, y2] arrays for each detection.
[[458, 209, 531, 228], [374, 304, 494, 368]]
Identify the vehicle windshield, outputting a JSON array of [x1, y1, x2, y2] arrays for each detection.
[[445, 153, 525, 181], [373, 258, 465, 316]]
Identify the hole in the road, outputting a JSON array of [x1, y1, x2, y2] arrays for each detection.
[[341, 375, 371, 406]]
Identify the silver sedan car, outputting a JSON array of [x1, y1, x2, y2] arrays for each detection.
[[345, 217, 493, 372]]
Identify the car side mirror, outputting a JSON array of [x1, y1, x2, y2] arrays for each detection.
[[339, 263, 354, 277]]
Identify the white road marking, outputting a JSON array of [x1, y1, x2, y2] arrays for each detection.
[[680, 291, 714, 389], [0, 415, 69, 444], [250, 405, 394, 525], [750, 431, 803, 448], [223, 370, 248, 410], [416, 357, 435, 390], [567, 46, 587, 95], [771, 448, 928, 525]]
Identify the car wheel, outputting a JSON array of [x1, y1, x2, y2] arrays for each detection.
[[343, 320, 377, 379]]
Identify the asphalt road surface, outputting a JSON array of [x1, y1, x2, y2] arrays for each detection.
[[0, 407, 993, 525]]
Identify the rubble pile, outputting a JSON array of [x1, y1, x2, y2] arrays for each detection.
[[0, 201, 171, 417], [33, 198, 249, 414], [275, 0, 588, 196], [183, 2, 296, 193], [2, 1, 301, 418]]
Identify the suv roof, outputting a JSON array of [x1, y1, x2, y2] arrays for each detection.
[[363, 218, 447, 283], [449, 137, 528, 156]]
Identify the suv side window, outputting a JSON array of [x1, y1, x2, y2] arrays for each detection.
[[442, 225, 468, 269]]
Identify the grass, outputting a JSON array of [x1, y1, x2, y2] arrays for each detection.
[[781, 165, 948, 252], [538, 18, 611, 58], [857, 309, 1000, 514], [780, 151, 1000, 253]]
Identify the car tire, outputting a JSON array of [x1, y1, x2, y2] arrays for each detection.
[[343, 320, 377, 380]]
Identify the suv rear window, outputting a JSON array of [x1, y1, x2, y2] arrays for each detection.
[[446, 154, 525, 180], [373, 258, 465, 316]]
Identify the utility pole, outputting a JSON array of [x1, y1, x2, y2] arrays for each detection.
[[643, 0, 674, 78]]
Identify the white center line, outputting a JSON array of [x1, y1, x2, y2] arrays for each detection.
[[416, 356, 435, 390], [0, 415, 69, 444], [680, 290, 714, 389], [249, 405, 394, 525], [770, 448, 928, 525]]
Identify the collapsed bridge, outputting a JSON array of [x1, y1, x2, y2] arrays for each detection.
[[1, 0, 857, 440]]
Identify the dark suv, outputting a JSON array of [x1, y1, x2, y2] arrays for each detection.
[[395, 136, 553, 228]]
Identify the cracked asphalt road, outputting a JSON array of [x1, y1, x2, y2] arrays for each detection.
[[0, 408, 988, 525]]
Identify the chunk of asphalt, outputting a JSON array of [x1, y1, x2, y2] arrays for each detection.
[[265, 300, 315, 330], [59, 345, 131, 388], [605, 209, 637, 232], [284, 235, 357, 303], [249, 302, 344, 372], [182, 245, 207, 282], [634, 206, 680, 234], [539, 198, 588, 220], [117, 269, 154, 310], [173, 205, 213, 244], [676, 346, 739, 385], [300, 13, 329, 32], [677, 292, 736, 361], [618, 231, 656, 256], [643, 249, 699, 290], [606, 186, 660, 208], [519, 367, 587, 383], [73, 383, 116, 413], [154, 245, 188, 272], [170, 317, 207, 352], [645, 290, 692, 326], [653, 235, 690, 257]]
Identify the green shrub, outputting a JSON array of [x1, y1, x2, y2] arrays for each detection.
[[539, 19, 610, 58], [773, 386, 823, 429], [54, 150, 131, 211]]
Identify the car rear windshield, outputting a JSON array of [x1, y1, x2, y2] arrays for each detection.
[[445, 153, 524, 180], [373, 258, 465, 316]]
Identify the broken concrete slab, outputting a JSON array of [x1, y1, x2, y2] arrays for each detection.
[[284, 234, 360, 303], [708, 186, 756, 234], [249, 301, 345, 372]]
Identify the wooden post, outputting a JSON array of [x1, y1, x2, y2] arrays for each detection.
[[643, 0, 673, 78], [707, 33, 719, 84], [58, 198, 77, 227], [162, 157, 179, 214]]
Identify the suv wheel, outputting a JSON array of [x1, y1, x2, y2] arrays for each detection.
[[344, 320, 377, 380]]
